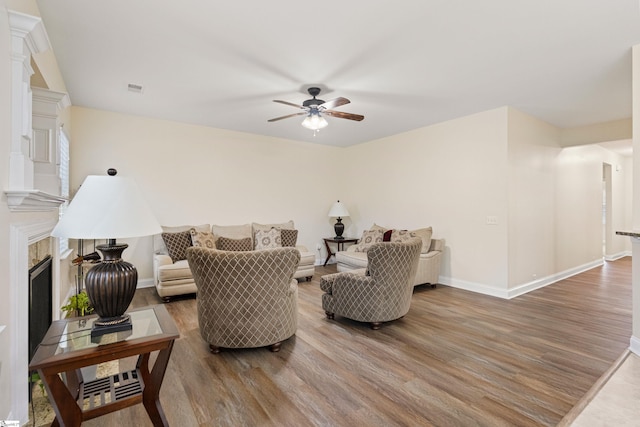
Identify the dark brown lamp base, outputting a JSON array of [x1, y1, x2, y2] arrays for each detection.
[[334, 217, 345, 239], [85, 241, 138, 336]]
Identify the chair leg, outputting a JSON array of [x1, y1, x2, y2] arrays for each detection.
[[306, 276, 312, 281], [161, 296, 171, 303], [269, 342, 282, 352], [370, 322, 382, 330], [209, 344, 220, 354], [325, 311, 334, 320]]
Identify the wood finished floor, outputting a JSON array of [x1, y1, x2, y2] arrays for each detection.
[[81, 258, 632, 427]]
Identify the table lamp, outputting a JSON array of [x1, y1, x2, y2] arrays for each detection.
[[328, 200, 350, 239], [51, 169, 161, 337]]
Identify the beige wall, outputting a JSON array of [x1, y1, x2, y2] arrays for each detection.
[[70, 107, 345, 281], [343, 107, 511, 296], [507, 108, 561, 290], [70, 105, 634, 298]]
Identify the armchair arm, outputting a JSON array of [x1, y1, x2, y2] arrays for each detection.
[[332, 272, 374, 299], [320, 269, 366, 293]]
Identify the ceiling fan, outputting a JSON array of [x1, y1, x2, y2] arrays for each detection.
[[268, 87, 364, 131]]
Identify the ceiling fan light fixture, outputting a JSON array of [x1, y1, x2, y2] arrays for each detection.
[[301, 112, 328, 130]]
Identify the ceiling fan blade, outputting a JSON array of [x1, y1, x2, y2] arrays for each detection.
[[273, 100, 305, 109], [319, 97, 350, 110], [323, 110, 365, 121], [267, 112, 307, 122]]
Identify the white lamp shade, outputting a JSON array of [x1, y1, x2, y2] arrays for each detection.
[[51, 175, 162, 239], [328, 200, 350, 218]]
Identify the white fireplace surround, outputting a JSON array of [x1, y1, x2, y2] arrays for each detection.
[[9, 219, 60, 423]]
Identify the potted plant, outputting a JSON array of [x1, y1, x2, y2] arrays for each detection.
[[61, 290, 94, 317]]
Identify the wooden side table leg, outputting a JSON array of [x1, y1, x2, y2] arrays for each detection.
[[40, 370, 83, 427], [323, 239, 333, 266], [138, 341, 175, 427]]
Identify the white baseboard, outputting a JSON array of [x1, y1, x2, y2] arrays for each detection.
[[605, 251, 631, 261], [440, 258, 605, 300], [136, 278, 155, 289], [630, 336, 640, 356], [438, 276, 509, 299]]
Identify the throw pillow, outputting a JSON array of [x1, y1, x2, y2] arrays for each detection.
[[161, 231, 192, 261], [189, 228, 216, 249], [383, 229, 393, 242], [391, 227, 433, 253], [255, 228, 282, 250], [280, 229, 298, 247], [355, 228, 384, 252], [216, 237, 253, 252]]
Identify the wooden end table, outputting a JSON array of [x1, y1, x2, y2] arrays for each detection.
[[29, 304, 179, 427], [323, 237, 359, 266]]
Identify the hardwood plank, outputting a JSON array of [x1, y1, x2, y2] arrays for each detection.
[[56, 257, 632, 426]]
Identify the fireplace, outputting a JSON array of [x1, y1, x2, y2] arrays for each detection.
[[29, 255, 52, 363], [8, 219, 60, 423]]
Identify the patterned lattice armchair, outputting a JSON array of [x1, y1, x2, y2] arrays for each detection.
[[186, 246, 300, 353], [320, 239, 422, 330]]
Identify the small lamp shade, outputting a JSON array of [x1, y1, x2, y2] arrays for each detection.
[[328, 200, 350, 219], [328, 200, 350, 239]]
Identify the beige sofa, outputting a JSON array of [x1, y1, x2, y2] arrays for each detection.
[[335, 225, 444, 287], [153, 220, 315, 301]]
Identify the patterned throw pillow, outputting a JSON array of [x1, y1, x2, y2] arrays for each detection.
[[391, 227, 432, 253], [189, 228, 216, 249], [355, 228, 384, 252], [280, 229, 298, 247], [161, 231, 192, 261], [216, 237, 253, 252], [255, 228, 282, 250]]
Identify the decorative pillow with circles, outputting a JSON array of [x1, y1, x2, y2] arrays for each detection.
[[189, 228, 216, 249], [354, 228, 384, 252], [255, 228, 282, 250], [391, 227, 432, 253]]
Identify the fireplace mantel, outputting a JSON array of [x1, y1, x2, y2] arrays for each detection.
[[4, 189, 66, 212]]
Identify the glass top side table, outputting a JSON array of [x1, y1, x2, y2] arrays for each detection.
[[30, 304, 179, 427]]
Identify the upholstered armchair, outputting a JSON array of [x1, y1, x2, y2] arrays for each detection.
[[320, 239, 422, 330], [186, 246, 300, 353]]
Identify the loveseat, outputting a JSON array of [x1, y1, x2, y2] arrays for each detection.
[[335, 224, 444, 287], [153, 220, 315, 301]]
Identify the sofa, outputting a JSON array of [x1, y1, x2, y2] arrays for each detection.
[[153, 220, 315, 301], [187, 246, 300, 353], [321, 239, 422, 329], [335, 224, 444, 287]]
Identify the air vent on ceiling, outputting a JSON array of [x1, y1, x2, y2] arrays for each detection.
[[127, 83, 144, 94]]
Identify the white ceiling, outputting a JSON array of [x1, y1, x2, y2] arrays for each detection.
[[36, 0, 640, 147]]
